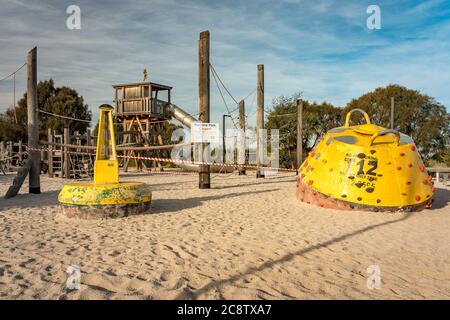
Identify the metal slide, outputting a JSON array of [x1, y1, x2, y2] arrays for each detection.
[[168, 104, 234, 173]]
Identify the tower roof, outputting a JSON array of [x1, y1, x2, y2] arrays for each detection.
[[112, 81, 172, 91]]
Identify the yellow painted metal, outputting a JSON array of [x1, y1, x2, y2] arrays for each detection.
[[299, 109, 434, 208], [58, 104, 152, 216], [58, 182, 152, 206], [94, 104, 118, 184]]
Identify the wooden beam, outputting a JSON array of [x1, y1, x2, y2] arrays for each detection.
[[63, 127, 70, 178], [256, 64, 265, 178], [27, 47, 40, 193], [47, 129, 53, 177], [39, 140, 191, 151], [238, 100, 246, 175], [296, 99, 303, 172], [198, 30, 211, 189], [390, 96, 395, 129]]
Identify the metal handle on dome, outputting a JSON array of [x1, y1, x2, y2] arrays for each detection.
[[344, 109, 371, 127], [369, 129, 400, 146]]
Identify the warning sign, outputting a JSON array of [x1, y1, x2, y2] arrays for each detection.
[[191, 123, 220, 143]]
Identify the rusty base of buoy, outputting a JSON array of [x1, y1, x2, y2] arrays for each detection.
[[61, 202, 151, 220], [296, 177, 432, 212]]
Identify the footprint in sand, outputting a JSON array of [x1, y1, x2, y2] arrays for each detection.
[[109, 250, 121, 257]]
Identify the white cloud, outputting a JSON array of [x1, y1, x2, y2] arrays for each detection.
[[0, 0, 448, 127]]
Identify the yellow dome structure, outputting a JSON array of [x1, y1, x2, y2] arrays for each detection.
[[297, 109, 435, 212], [58, 105, 152, 219]]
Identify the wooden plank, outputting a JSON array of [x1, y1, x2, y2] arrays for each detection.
[[198, 30, 211, 189], [64, 127, 70, 178], [238, 100, 246, 175], [27, 46, 40, 193], [4, 158, 32, 198], [256, 64, 265, 178], [296, 99, 303, 172], [47, 129, 53, 177]]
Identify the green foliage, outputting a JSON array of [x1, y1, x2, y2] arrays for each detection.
[[266, 85, 449, 168], [438, 147, 450, 167], [266, 93, 342, 168], [343, 84, 449, 163], [0, 79, 91, 142], [0, 103, 28, 142]]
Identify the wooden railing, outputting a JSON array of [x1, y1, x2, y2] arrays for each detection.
[[114, 98, 170, 118]]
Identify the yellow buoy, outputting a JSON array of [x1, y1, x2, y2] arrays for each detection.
[[58, 104, 152, 219], [297, 109, 434, 212]]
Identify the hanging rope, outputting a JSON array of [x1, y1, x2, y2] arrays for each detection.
[[209, 63, 239, 105], [38, 109, 91, 123], [267, 112, 297, 117], [242, 88, 256, 102], [210, 65, 238, 128], [0, 62, 26, 124], [0, 63, 26, 82]]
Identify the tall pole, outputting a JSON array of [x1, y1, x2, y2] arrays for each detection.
[[296, 99, 303, 173], [64, 126, 70, 178], [256, 64, 265, 178], [222, 114, 227, 164], [390, 97, 395, 129], [13, 72, 17, 123], [238, 100, 246, 175], [47, 128, 53, 178], [198, 30, 210, 189], [27, 47, 40, 194]]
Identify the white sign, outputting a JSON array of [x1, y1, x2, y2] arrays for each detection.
[[191, 123, 220, 143]]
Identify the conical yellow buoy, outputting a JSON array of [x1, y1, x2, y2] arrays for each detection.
[[297, 109, 434, 212], [58, 104, 152, 219]]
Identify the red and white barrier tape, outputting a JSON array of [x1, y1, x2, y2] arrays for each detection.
[[26, 146, 297, 172]]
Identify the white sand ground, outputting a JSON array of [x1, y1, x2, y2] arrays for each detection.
[[0, 171, 449, 300]]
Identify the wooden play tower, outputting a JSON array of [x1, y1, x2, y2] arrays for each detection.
[[113, 80, 172, 171]]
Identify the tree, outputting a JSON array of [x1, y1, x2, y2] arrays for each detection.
[[343, 84, 449, 163], [266, 93, 342, 168], [0, 79, 91, 142]]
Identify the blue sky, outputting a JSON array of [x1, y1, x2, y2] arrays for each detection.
[[0, 0, 449, 126]]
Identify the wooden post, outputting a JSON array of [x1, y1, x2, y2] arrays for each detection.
[[47, 128, 53, 177], [0, 141, 5, 170], [13, 72, 17, 124], [27, 47, 40, 194], [222, 114, 227, 164], [7, 141, 12, 168], [296, 99, 303, 173], [390, 97, 395, 129], [0, 141, 4, 160], [86, 129, 91, 146], [18, 140, 22, 163], [238, 100, 246, 175], [198, 30, 210, 189], [64, 127, 70, 178], [256, 64, 265, 178]]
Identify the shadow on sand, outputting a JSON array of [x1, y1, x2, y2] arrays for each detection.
[[0, 190, 60, 210], [0, 188, 280, 213], [175, 212, 417, 299], [431, 187, 450, 209], [150, 188, 280, 214]]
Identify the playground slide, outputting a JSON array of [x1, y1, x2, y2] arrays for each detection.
[[168, 104, 234, 173], [168, 104, 198, 128]]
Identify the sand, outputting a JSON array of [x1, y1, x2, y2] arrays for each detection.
[[0, 171, 449, 300]]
